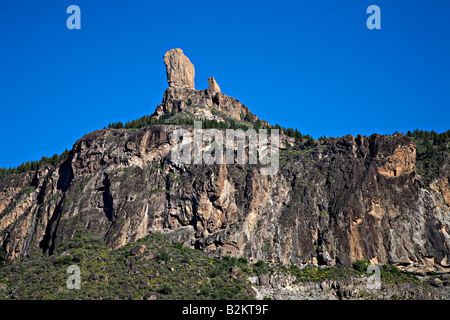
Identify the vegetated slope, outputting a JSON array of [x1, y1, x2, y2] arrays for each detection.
[[0, 233, 254, 300], [2, 232, 448, 300]]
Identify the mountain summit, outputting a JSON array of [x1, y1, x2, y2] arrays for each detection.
[[152, 49, 268, 128]]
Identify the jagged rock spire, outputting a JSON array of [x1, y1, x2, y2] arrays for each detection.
[[163, 48, 195, 89], [208, 77, 221, 95]]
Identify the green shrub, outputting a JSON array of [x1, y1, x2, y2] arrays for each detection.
[[252, 260, 269, 276], [208, 267, 222, 278], [157, 251, 170, 262], [352, 259, 369, 272], [55, 255, 73, 265], [223, 256, 238, 266], [158, 284, 173, 295], [380, 264, 419, 284], [254, 260, 265, 267], [174, 242, 183, 250]]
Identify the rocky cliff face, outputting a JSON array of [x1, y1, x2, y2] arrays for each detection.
[[277, 134, 449, 274], [1, 127, 448, 274], [0, 49, 449, 278]]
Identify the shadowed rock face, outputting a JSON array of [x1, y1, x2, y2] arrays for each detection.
[[0, 127, 449, 274]]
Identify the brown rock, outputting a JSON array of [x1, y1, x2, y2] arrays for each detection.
[[164, 48, 195, 89], [230, 266, 241, 279], [130, 244, 147, 256], [208, 77, 221, 94]]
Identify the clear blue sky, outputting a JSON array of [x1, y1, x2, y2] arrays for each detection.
[[1, 0, 449, 168]]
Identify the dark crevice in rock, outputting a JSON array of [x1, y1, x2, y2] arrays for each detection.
[[100, 173, 114, 222], [57, 152, 74, 192], [39, 197, 64, 256]]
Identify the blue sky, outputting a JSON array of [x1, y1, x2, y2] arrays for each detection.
[[1, 0, 449, 168]]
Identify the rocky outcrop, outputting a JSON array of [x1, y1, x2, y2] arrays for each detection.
[[164, 49, 195, 89], [152, 49, 269, 128], [152, 86, 267, 127], [249, 272, 450, 300], [208, 77, 220, 94]]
